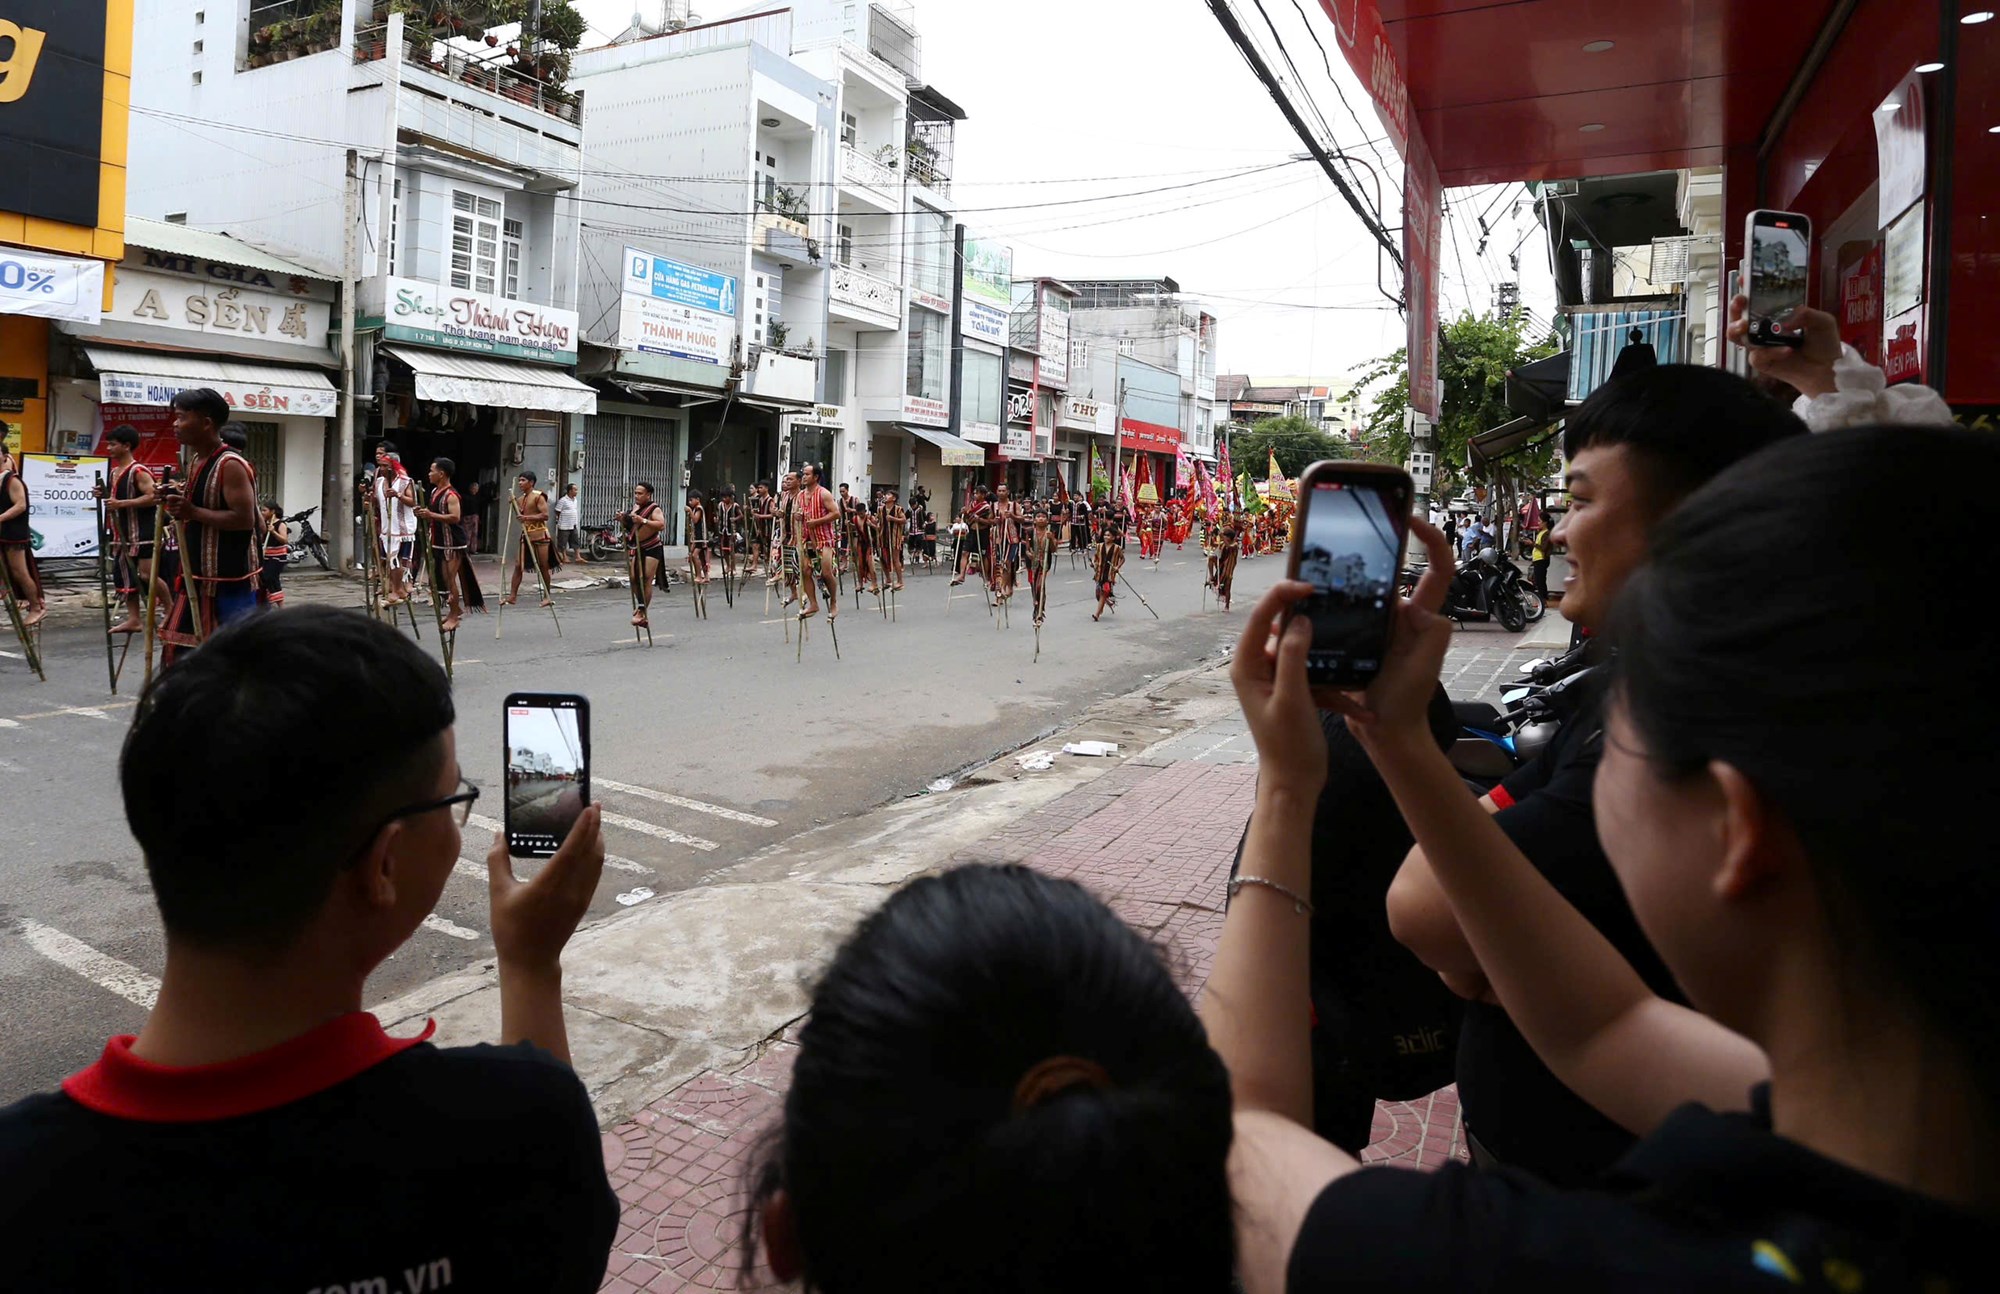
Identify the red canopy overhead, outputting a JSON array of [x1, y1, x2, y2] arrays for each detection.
[[1373, 0, 1841, 187]]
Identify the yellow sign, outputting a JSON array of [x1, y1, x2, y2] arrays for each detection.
[[0, 19, 47, 103]]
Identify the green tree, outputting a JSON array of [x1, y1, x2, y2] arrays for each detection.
[[1225, 413, 1352, 480], [1351, 311, 1562, 498]]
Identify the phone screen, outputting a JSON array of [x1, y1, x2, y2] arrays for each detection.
[[1748, 214, 1810, 332], [1298, 478, 1408, 686], [504, 694, 590, 857]]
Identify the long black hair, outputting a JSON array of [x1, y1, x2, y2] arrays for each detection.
[[745, 864, 1234, 1292], [1613, 424, 1998, 1108]]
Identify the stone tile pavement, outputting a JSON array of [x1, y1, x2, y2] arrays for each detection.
[[596, 752, 1470, 1291]]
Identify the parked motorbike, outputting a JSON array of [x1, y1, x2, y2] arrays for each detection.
[[585, 516, 623, 563], [1399, 548, 1530, 632], [1447, 655, 1599, 787], [1493, 553, 1545, 623], [281, 506, 331, 571]]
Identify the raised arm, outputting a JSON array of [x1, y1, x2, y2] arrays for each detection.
[[1328, 519, 1768, 1136]]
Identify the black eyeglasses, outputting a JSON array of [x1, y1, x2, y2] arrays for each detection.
[[342, 776, 480, 867], [375, 776, 482, 832]]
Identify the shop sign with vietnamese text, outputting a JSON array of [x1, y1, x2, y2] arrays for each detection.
[[378, 277, 579, 364]]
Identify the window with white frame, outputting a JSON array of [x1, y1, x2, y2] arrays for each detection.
[[387, 177, 401, 276], [837, 223, 854, 267], [906, 310, 948, 402], [841, 111, 858, 148], [450, 191, 504, 294], [503, 218, 523, 298], [963, 349, 1002, 427]]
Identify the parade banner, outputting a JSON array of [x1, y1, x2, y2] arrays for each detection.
[[21, 452, 106, 558]]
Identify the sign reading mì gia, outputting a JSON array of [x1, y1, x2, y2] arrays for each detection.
[[378, 277, 579, 364]]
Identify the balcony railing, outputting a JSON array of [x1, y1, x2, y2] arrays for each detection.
[[358, 27, 583, 126], [832, 263, 903, 319], [840, 145, 901, 199]]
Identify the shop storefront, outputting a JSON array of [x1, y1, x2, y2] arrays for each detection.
[[1052, 394, 1105, 497], [49, 220, 337, 519], [365, 277, 595, 552]]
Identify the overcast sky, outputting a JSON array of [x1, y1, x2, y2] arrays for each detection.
[[572, 1, 1557, 391]]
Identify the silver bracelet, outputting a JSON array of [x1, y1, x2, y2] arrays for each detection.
[[1228, 875, 1314, 915]]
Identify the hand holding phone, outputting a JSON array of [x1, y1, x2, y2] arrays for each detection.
[[1744, 209, 1813, 348], [504, 693, 590, 857], [1288, 462, 1413, 689]]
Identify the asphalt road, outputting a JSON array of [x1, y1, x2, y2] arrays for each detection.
[[0, 547, 1298, 1102]]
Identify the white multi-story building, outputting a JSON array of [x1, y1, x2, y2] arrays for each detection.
[[125, 1, 599, 562], [571, 9, 834, 522], [570, 1, 969, 517]]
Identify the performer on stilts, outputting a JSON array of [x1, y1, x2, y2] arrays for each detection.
[[797, 463, 840, 623], [1090, 513, 1126, 622], [878, 488, 907, 592], [1027, 507, 1058, 627], [715, 487, 742, 588], [373, 444, 417, 607], [952, 485, 992, 588], [772, 470, 802, 607], [1214, 508, 1244, 611], [505, 472, 557, 608], [989, 483, 1025, 603], [97, 427, 167, 634], [257, 502, 289, 607], [413, 457, 479, 633], [622, 480, 666, 629], [159, 395, 260, 665], [748, 481, 774, 578], [0, 448, 46, 628]]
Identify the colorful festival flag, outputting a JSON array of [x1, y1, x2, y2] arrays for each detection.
[[1218, 440, 1235, 509]]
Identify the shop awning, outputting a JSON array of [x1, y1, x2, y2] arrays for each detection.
[[905, 426, 987, 468], [1468, 415, 1560, 469], [384, 346, 597, 415], [84, 346, 338, 418]]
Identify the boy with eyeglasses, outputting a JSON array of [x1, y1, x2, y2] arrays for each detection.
[[0, 607, 617, 1290]]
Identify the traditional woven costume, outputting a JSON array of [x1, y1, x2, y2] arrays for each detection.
[[162, 446, 258, 661]]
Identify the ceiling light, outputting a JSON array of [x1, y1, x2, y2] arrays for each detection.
[[1916, 61, 1946, 72], [1582, 39, 1614, 52], [761, 116, 780, 127], [1579, 123, 1606, 133], [1963, 10, 1995, 23], [1990, 124, 2000, 133], [1880, 99, 1901, 111]]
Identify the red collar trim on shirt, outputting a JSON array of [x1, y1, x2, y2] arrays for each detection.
[[61, 1012, 436, 1124]]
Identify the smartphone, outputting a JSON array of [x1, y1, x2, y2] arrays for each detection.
[[1744, 209, 1813, 348], [503, 694, 591, 858], [1288, 462, 1413, 689]]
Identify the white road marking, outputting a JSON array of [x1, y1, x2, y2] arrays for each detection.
[[603, 810, 717, 851], [595, 778, 777, 826], [0, 650, 20, 660], [12, 701, 136, 722], [20, 921, 160, 1009], [453, 857, 490, 883], [0, 717, 19, 728], [466, 814, 653, 873], [420, 915, 480, 941]]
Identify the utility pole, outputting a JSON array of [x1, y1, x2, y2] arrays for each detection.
[[1113, 378, 1126, 521], [338, 148, 360, 575]]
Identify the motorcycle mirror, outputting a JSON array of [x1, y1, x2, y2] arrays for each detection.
[[1519, 658, 1546, 674]]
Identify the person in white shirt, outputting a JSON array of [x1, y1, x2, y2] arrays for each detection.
[[372, 448, 417, 605], [555, 484, 582, 562]]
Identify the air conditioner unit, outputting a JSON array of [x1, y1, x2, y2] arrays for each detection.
[[1649, 236, 1694, 286], [1545, 180, 1580, 199]]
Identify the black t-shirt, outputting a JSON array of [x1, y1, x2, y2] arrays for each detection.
[[1289, 1087, 1994, 1292], [1457, 683, 1687, 1186], [0, 1014, 618, 1292]]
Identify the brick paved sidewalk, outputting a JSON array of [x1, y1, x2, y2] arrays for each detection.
[[596, 758, 1467, 1293]]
